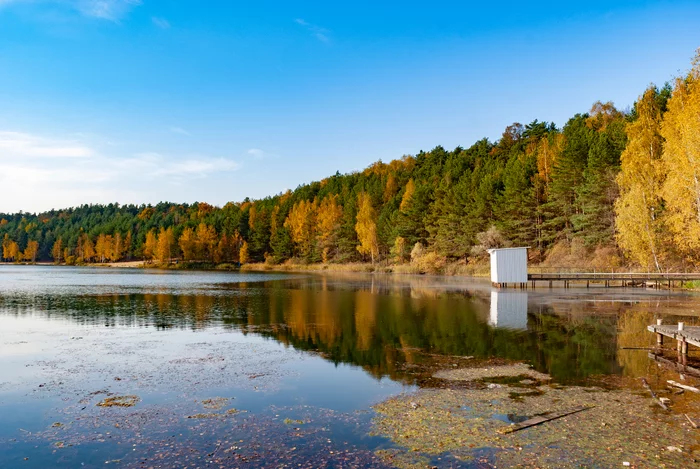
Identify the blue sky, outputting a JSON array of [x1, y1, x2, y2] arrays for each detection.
[[0, 0, 699, 213]]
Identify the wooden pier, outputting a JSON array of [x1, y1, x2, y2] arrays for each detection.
[[647, 320, 700, 359], [522, 271, 700, 289]]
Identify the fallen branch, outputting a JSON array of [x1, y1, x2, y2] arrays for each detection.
[[668, 380, 700, 394], [498, 405, 593, 434], [641, 378, 669, 410], [685, 414, 699, 429]]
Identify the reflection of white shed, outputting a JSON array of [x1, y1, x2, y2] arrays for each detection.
[[490, 291, 528, 330], [488, 247, 529, 285]]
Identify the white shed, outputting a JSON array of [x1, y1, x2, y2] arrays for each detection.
[[488, 247, 529, 285]]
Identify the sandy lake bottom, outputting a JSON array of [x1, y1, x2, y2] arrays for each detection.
[[1, 265, 699, 468]]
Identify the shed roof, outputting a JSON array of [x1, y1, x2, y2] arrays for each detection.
[[487, 247, 530, 253]]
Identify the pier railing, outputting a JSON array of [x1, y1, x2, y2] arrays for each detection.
[[528, 268, 700, 281]]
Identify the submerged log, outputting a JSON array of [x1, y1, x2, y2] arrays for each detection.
[[498, 405, 593, 434], [641, 378, 669, 411]]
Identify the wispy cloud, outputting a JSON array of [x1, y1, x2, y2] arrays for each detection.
[[247, 148, 265, 159], [152, 16, 170, 29], [76, 0, 142, 21], [132, 152, 240, 177], [169, 126, 191, 136], [0, 0, 142, 22], [0, 131, 94, 158], [295, 18, 330, 43], [0, 130, 241, 213]]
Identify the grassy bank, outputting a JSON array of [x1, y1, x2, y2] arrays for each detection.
[[241, 260, 491, 277]]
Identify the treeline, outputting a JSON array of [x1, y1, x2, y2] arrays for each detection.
[[1, 51, 699, 271]]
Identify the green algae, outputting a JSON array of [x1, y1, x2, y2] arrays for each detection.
[[373, 366, 700, 468], [96, 395, 140, 408], [201, 397, 230, 410], [434, 363, 551, 382]]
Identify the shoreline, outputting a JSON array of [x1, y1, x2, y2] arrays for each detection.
[[5, 261, 700, 290]]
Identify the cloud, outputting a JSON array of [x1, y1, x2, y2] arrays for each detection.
[[152, 16, 170, 29], [0, 131, 94, 158], [132, 152, 240, 177], [169, 126, 191, 136], [0, 0, 142, 22], [76, 0, 142, 21], [295, 18, 330, 43], [0, 130, 241, 213], [247, 148, 265, 159]]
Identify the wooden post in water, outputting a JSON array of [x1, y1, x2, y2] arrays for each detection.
[[656, 319, 664, 347], [677, 322, 688, 358]]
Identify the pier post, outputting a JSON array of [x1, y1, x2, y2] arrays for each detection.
[[656, 319, 663, 347], [678, 322, 685, 355]]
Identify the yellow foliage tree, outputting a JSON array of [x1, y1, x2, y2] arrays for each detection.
[[195, 223, 218, 262], [52, 238, 64, 264], [124, 231, 133, 260], [178, 227, 197, 261], [215, 232, 241, 264], [80, 234, 96, 263], [316, 195, 343, 262], [156, 227, 175, 263], [240, 241, 249, 264], [390, 236, 408, 264], [7, 240, 20, 262], [143, 230, 157, 262], [355, 192, 379, 263], [63, 247, 72, 264], [22, 240, 39, 263], [615, 87, 667, 270], [535, 133, 564, 194], [284, 199, 316, 258], [111, 232, 123, 262], [661, 54, 700, 257], [2, 234, 12, 261], [399, 179, 416, 212], [95, 233, 112, 263], [383, 173, 398, 202]]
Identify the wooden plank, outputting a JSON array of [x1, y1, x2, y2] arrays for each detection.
[[647, 325, 700, 348], [498, 406, 593, 434], [641, 378, 669, 411], [685, 414, 699, 429], [668, 380, 700, 394]]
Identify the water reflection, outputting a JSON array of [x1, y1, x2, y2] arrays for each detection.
[[0, 272, 631, 383], [489, 290, 528, 330]]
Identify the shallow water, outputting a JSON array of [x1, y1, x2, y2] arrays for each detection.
[[1, 265, 699, 468]]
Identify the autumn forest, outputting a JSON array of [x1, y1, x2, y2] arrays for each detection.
[[2, 53, 700, 272]]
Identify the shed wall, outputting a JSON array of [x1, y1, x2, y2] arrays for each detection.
[[490, 249, 528, 283]]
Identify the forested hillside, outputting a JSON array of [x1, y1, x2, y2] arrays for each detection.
[[2, 52, 700, 271]]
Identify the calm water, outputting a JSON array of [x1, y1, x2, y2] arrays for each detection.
[[1, 265, 698, 468]]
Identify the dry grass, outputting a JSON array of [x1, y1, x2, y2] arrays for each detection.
[[242, 259, 492, 277]]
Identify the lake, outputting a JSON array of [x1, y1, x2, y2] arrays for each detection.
[[1, 265, 699, 467]]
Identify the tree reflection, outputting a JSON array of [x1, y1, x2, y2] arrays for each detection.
[[0, 277, 625, 383]]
